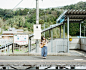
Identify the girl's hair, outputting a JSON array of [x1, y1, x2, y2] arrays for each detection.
[[41, 36, 44, 42], [41, 36, 46, 42]]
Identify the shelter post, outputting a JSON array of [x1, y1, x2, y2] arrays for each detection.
[[51, 29, 53, 52], [63, 23, 65, 52], [49, 30, 51, 38], [63, 23, 65, 38], [67, 16, 69, 53], [80, 22, 81, 38]]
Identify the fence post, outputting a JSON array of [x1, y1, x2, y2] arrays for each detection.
[[7, 45, 9, 54], [67, 16, 69, 53], [5, 41, 6, 53], [12, 43, 13, 53], [29, 38, 31, 53]]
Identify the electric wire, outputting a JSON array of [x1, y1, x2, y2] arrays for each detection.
[[3, 0, 23, 19]]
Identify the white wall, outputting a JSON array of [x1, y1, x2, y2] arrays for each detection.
[[81, 38, 86, 51], [48, 39, 67, 53], [69, 38, 80, 49], [47, 38, 80, 53]]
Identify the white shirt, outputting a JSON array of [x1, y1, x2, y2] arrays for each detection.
[[40, 40, 48, 47]]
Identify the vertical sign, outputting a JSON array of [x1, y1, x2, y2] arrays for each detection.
[[34, 24, 41, 39]]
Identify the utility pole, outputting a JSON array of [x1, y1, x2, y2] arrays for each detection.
[[44, 23, 45, 37], [36, 0, 39, 24], [44, 9, 46, 37], [84, 26, 85, 37], [36, 0, 39, 53]]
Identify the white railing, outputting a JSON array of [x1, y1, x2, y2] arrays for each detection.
[[0, 39, 13, 46]]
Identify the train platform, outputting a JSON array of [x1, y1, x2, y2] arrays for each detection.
[[0, 50, 86, 69], [0, 50, 86, 61], [0, 55, 86, 66]]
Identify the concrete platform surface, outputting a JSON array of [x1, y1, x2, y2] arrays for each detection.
[[0, 50, 86, 66], [0, 56, 86, 66], [0, 56, 86, 60]]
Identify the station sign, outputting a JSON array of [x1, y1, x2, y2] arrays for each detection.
[[14, 35, 28, 45]]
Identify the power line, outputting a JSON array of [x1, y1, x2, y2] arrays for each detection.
[[12, 0, 23, 10], [3, 0, 23, 19]]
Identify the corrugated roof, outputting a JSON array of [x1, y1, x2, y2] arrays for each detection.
[[64, 10, 86, 23]]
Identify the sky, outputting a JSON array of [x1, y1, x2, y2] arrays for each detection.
[[0, 0, 86, 9]]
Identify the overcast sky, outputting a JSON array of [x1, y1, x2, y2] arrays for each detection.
[[0, 0, 86, 9]]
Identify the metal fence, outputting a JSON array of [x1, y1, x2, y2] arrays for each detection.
[[0, 39, 13, 53], [29, 38, 67, 54], [1, 38, 86, 54]]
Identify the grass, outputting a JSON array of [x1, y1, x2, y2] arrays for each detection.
[[1, 47, 29, 54], [15, 49, 19, 51], [32, 44, 35, 46]]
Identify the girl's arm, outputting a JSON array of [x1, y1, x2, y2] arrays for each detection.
[[46, 39, 48, 43]]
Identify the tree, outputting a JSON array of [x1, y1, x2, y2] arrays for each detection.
[[65, 23, 80, 36], [9, 19, 13, 27], [4, 9, 14, 18], [27, 13, 36, 24], [39, 19, 44, 24], [0, 18, 3, 28], [0, 9, 4, 17]]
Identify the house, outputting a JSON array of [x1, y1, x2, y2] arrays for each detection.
[[2, 28, 24, 40]]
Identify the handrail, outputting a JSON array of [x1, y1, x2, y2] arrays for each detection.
[[0, 42, 13, 50], [29, 10, 68, 38]]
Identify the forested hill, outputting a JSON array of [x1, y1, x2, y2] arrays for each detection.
[[0, 1, 86, 37], [62, 1, 86, 10]]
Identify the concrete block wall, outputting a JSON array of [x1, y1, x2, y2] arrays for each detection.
[[47, 38, 81, 53], [47, 39, 67, 53], [69, 38, 80, 49], [81, 38, 86, 51]]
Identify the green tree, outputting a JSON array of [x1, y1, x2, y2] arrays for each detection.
[[39, 19, 44, 24]]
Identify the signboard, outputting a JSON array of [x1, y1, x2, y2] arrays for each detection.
[[34, 24, 41, 39], [14, 35, 28, 45]]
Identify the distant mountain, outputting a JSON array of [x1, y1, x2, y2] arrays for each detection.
[[62, 1, 86, 10]]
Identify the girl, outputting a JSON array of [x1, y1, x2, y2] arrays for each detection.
[[40, 36, 48, 59]]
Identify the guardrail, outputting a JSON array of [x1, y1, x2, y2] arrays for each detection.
[[0, 42, 13, 53]]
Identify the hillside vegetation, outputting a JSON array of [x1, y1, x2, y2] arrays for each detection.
[[62, 1, 86, 10], [0, 1, 86, 38]]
